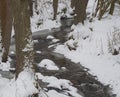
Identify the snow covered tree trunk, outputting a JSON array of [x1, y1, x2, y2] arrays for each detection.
[[0, 0, 12, 62], [53, 0, 58, 20], [74, 0, 88, 24]]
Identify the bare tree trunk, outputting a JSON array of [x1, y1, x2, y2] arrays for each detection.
[[97, 0, 104, 20], [109, 0, 116, 15], [13, 0, 38, 96], [74, 0, 88, 25], [34, 0, 38, 10], [94, 0, 115, 20], [13, 0, 39, 96], [0, 0, 12, 62], [94, 0, 100, 17], [0, 0, 2, 52], [29, 0, 33, 17], [13, 0, 35, 78], [71, 0, 76, 8], [53, 0, 58, 20]]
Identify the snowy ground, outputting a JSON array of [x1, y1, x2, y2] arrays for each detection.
[[0, 0, 120, 97], [55, 1, 120, 97]]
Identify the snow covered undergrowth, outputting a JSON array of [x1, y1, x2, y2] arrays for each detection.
[[55, 4, 120, 97]]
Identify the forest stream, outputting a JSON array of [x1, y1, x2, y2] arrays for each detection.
[[6, 18, 116, 97]]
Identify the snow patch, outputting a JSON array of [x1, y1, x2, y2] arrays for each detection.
[[38, 59, 59, 70], [0, 70, 38, 97], [36, 73, 82, 97]]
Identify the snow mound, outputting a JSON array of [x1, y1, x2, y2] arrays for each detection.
[[47, 90, 69, 97], [0, 61, 11, 71], [0, 70, 38, 97], [36, 73, 82, 97], [36, 51, 42, 54], [46, 35, 55, 39], [38, 59, 59, 70], [52, 39, 60, 43]]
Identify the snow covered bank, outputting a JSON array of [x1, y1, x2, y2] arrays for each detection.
[[55, 2, 120, 97], [0, 70, 83, 97]]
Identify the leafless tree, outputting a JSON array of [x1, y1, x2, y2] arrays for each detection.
[[13, 0, 38, 96], [13, 0, 35, 78], [94, 0, 116, 20], [53, 0, 58, 20], [109, 0, 116, 15], [74, 0, 89, 24], [0, 0, 13, 62], [71, 0, 76, 8]]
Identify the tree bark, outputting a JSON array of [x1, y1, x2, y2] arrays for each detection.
[[53, 0, 58, 20], [29, 0, 33, 17], [71, 0, 76, 8], [13, 0, 39, 96], [94, 0, 115, 20], [109, 0, 116, 15], [0, 0, 13, 62], [74, 0, 89, 25], [0, 0, 2, 52], [13, 0, 35, 78]]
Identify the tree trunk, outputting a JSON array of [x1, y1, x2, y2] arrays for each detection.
[[34, 0, 38, 10], [53, 0, 58, 20], [29, 0, 33, 17], [71, 0, 76, 8], [0, 0, 2, 52], [74, 0, 89, 25], [13, 0, 35, 78], [0, 0, 12, 62], [109, 0, 116, 15], [13, 0, 39, 96], [94, 0, 115, 20]]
